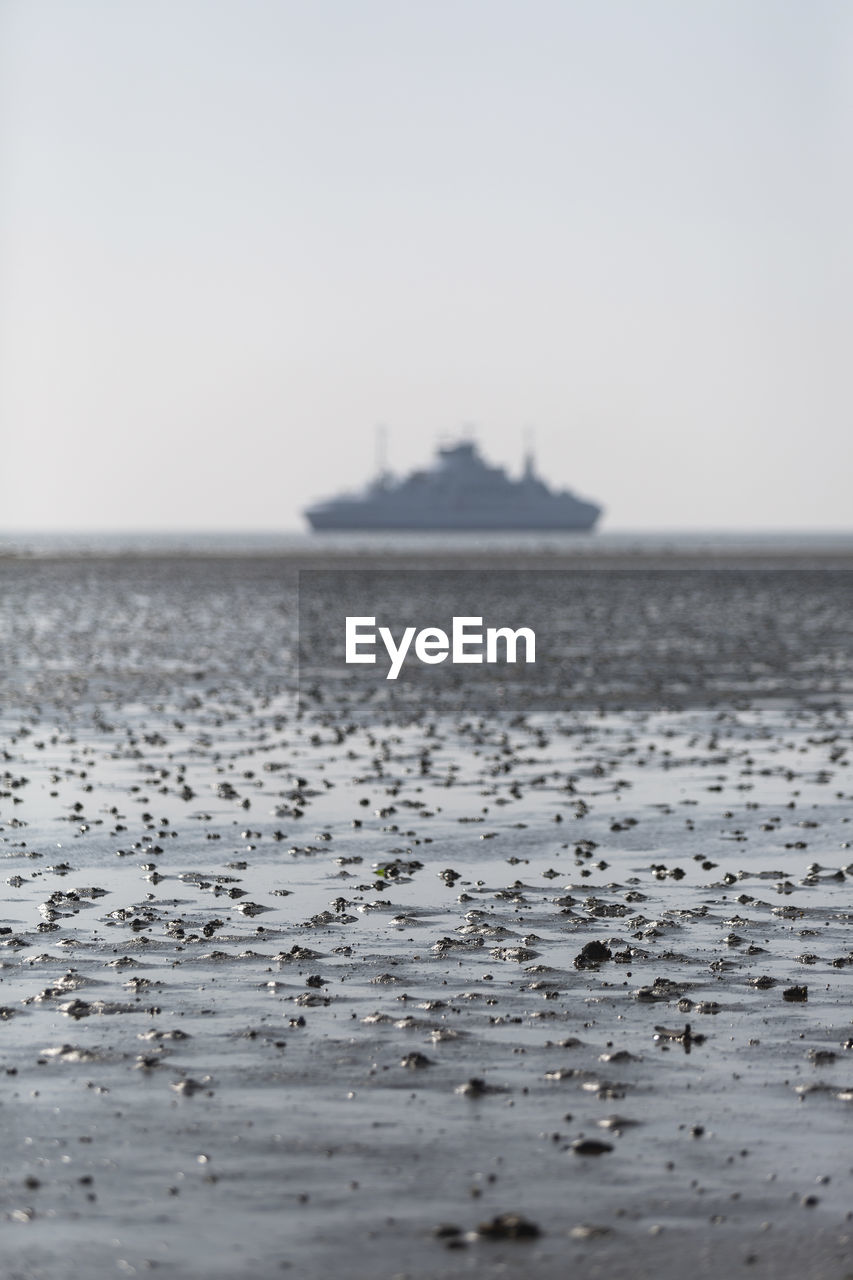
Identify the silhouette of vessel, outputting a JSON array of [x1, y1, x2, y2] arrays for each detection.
[[304, 440, 602, 531]]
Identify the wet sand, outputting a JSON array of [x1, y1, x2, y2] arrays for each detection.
[[2, 555, 853, 1279]]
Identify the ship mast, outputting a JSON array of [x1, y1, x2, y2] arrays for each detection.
[[522, 426, 536, 478]]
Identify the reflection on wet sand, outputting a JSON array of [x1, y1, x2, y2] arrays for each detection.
[[1, 556, 852, 1279]]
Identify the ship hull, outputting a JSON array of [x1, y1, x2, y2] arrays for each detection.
[[306, 504, 600, 531]]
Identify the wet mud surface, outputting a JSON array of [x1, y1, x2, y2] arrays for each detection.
[[2, 557, 853, 1279]]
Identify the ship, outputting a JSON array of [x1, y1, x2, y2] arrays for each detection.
[[304, 439, 602, 531]]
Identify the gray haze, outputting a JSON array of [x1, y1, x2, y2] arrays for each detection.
[[1, 0, 851, 531]]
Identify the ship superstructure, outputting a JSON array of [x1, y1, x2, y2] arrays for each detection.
[[304, 440, 602, 531]]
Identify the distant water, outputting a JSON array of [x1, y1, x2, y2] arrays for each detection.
[[2, 528, 853, 558]]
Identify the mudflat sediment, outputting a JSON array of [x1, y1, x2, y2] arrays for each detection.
[[1, 556, 852, 1279]]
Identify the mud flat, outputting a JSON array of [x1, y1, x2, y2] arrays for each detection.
[[1, 557, 853, 1279]]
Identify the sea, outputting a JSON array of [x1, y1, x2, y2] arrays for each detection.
[[2, 528, 853, 558]]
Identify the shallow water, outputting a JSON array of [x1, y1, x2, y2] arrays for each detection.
[[4, 527, 853, 562], [2, 558, 852, 1279]]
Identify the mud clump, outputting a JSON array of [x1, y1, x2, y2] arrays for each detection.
[[571, 1138, 613, 1156], [477, 1213, 541, 1240], [783, 985, 808, 1002], [574, 940, 612, 969], [401, 1052, 432, 1069]]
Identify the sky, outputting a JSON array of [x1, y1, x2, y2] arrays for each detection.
[[1, 0, 851, 531]]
